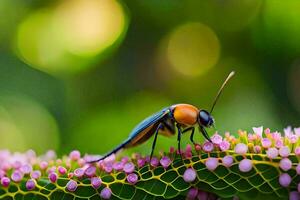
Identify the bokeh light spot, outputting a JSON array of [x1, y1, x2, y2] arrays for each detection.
[[0, 95, 60, 153], [166, 22, 220, 77], [54, 0, 126, 56], [15, 0, 128, 76]]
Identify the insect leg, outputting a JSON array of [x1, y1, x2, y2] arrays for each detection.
[[176, 124, 183, 160], [199, 126, 212, 143], [150, 123, 163, 161], [182, 127, 195, 145]]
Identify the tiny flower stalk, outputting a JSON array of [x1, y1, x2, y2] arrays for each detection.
[[1, 127, 300, 199]]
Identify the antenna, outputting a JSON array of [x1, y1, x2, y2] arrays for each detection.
[[210, 71, 235, 114]]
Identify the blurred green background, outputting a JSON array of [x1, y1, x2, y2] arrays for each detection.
[[0, 0, 300, 156]]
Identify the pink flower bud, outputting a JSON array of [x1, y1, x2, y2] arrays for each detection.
[[74, 168, 85, 178], [261, 138, 272, 148], [279, 146, 290, 157], [160, 156, 171, 169], [186, 187, 198, 200], [11, 171, 23, 182], [20, 164, 32, 174], [234, 143, 248, 155], [48, 172, 57, 183], [85, 166, 96, 177], [137, 158, 146, 168], [150, 157, 159, 167], [202, 142, 214, 152], [295, 147, 300, 156], [253, 126, 263, 138], [290, 191, 300, 200], [69, 150, 81, 161], [66, 180, 78, 192], [211, 133, 222, 145], [26, 179, 36, 190], [30, 170, 41, 179], [39, 161, 48, 170], [266, 148, 278, 159], [279, 173, 291, 187], [1, 177, 10, 187], [91, 177, 102, 189], [254, 145, 261, 153], [222, 155, 234, 167], [127, 173, 138, 184], [100, 188, 112, 199], [123, 162, 135, 173], [58, 166, 67, 175], [183, 168, 197, 183], [279, 158, 292, 171], [205, 158, 218, 171], [113, 162, 124, 171], [239, 159, 252, 172], [219, 140, 230, 151]]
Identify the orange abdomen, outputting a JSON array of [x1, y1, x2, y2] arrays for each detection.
[[172, 104, 199, 126]]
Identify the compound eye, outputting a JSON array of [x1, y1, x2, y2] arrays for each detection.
[[199, 110, 210, 126]]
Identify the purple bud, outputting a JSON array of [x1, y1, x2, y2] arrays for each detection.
[[275, 139, 283, 148], [222, 155, 234, 167], [85, 166, 96, 177], [1, 177, 10, 187], [39, 161, 48, 170], [211, 133, 222, 145], [150, 157, 159, 167], [127, 173, 138, 184], [66, 180, 78, 192], [290, 191, 300, 200], [279, 146, 291, 157], [295, 147, 300, 156], [30, 170, 41, 179], [100, 187, 112, 199], [288, 134, 298, 144], [74, 168, 85, 178], [253, 145, 261, 153], [202, 141, 214, 152], [123, 162, 135, 173], [186, 144, 192, 153], [137, 158, 146, 168], [205, 157, 219, 171], [186, 187, 198, 200], [253, 126, 263, 137], [266, 148, 278, 159], [279, 173, 291, 187], [48, 172, 57, 183], [239, 159, 252, 172], [121, 156, 129, 164], [297, 164, 300, 175], [279, 158, 292, 171], [91, 177, 102, 189], [104, 164, 113, 173], [261, 138, 272, 148], [11, 171, 23, 182], [113, 162, 124, 171], [58, 166, 67, 175], [20, 164, 32, 174], [183, 168, 197, 183], [26, 179, 36, 190], [197, 190, 208, 200], [69, 150, 81, 161], [234, 143, 248, 155], [160, 156, 172, 168], [219, 140, 230, 151]]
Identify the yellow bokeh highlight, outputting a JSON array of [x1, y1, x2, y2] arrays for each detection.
[[166, 22, 220, 77], [54, 0, 126, 56], [15, 0, 128, 76], [0, 95, 60, 153]]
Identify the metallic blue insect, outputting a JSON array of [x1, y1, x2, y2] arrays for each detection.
[[90, 71, 235, 162]]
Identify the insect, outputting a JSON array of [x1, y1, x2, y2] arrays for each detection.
[[89, 71, 235, 162]]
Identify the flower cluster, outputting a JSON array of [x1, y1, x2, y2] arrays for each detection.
[[0, 126, 300, 199]]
